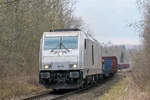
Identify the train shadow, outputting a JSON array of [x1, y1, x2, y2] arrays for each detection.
[[49, 73, 124, 96], [50, 89, 77, 95]]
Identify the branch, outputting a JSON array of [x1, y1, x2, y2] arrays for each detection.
[[0, 0, 20, 5]]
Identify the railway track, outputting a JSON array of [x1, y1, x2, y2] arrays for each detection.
[[22, 89, 77, 100], [22, 87, 93, 100], [22, 75, 117, 100]]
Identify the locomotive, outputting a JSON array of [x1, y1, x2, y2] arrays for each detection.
[[39, 29, 117, 90]]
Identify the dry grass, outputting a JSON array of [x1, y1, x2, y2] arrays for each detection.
[[96, 69, 150, 100], [96, 77, 128, 100], [0, 75, 44, 100], [123, 71, 150, 100]]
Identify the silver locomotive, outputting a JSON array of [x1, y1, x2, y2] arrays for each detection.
[[39, 29, 103, 89]]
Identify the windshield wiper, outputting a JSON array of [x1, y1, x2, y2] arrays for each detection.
[[60, 42, 70, 52], [62, 44, 70, 52], [59, 37, 70, 52], [50, 44, 60, 52]]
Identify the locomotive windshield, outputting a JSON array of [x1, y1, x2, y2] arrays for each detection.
[[44, 36, 78, 50], [44, 37, 60, 50], [62, 36, 78, 49]]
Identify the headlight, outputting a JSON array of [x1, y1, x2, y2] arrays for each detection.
[[69, 64, 77, 68], [58, 51, 63, 56], [73, 64, 77, 68], [44, 65, 49, 69], [43, 64, 52, 69]]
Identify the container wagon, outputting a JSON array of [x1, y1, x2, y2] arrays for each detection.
[[102, 56, 118, 77]]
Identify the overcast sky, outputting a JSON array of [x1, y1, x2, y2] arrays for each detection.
[[75, 0, 141, 45]]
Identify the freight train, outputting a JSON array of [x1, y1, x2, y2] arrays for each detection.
[[39, 29, 118, 90]]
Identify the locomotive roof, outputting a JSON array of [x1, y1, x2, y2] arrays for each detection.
[[43, 29, 101, 45], [43, 31, 79, 37], [50, 28, 80, 32]]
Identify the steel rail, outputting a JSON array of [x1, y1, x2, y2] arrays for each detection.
[[22, 75, 116, 100], [22, 89, 52, 100]]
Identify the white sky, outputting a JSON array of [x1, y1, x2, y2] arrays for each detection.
[[75, 0, 141, 45]]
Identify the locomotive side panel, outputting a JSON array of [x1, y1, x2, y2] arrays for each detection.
[[83, 39, 102, 75], [94, 43, 102, 74]]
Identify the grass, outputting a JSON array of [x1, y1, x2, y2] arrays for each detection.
[[96, 77, 129, 100], [0, 75, 45, 99]]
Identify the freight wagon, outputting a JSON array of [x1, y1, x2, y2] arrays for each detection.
[[118, 64, 130, 69], [102, 56, 118, 77]]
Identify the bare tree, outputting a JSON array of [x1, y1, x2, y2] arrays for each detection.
[[130, 0, 150, 93], [0, 0, 83, 97]]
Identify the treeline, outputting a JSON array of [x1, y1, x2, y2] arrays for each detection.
[[102, 45, 130, 64], [130, 0, 150, 97], [0, 0, 82, 98]]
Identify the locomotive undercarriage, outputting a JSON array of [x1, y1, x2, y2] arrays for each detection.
[[39, 70, 84, 89]]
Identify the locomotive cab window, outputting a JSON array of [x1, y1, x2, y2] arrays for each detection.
[[62, 36, 78, 49], [44, 36, 78, 50], [44, 37, 60, 50]]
